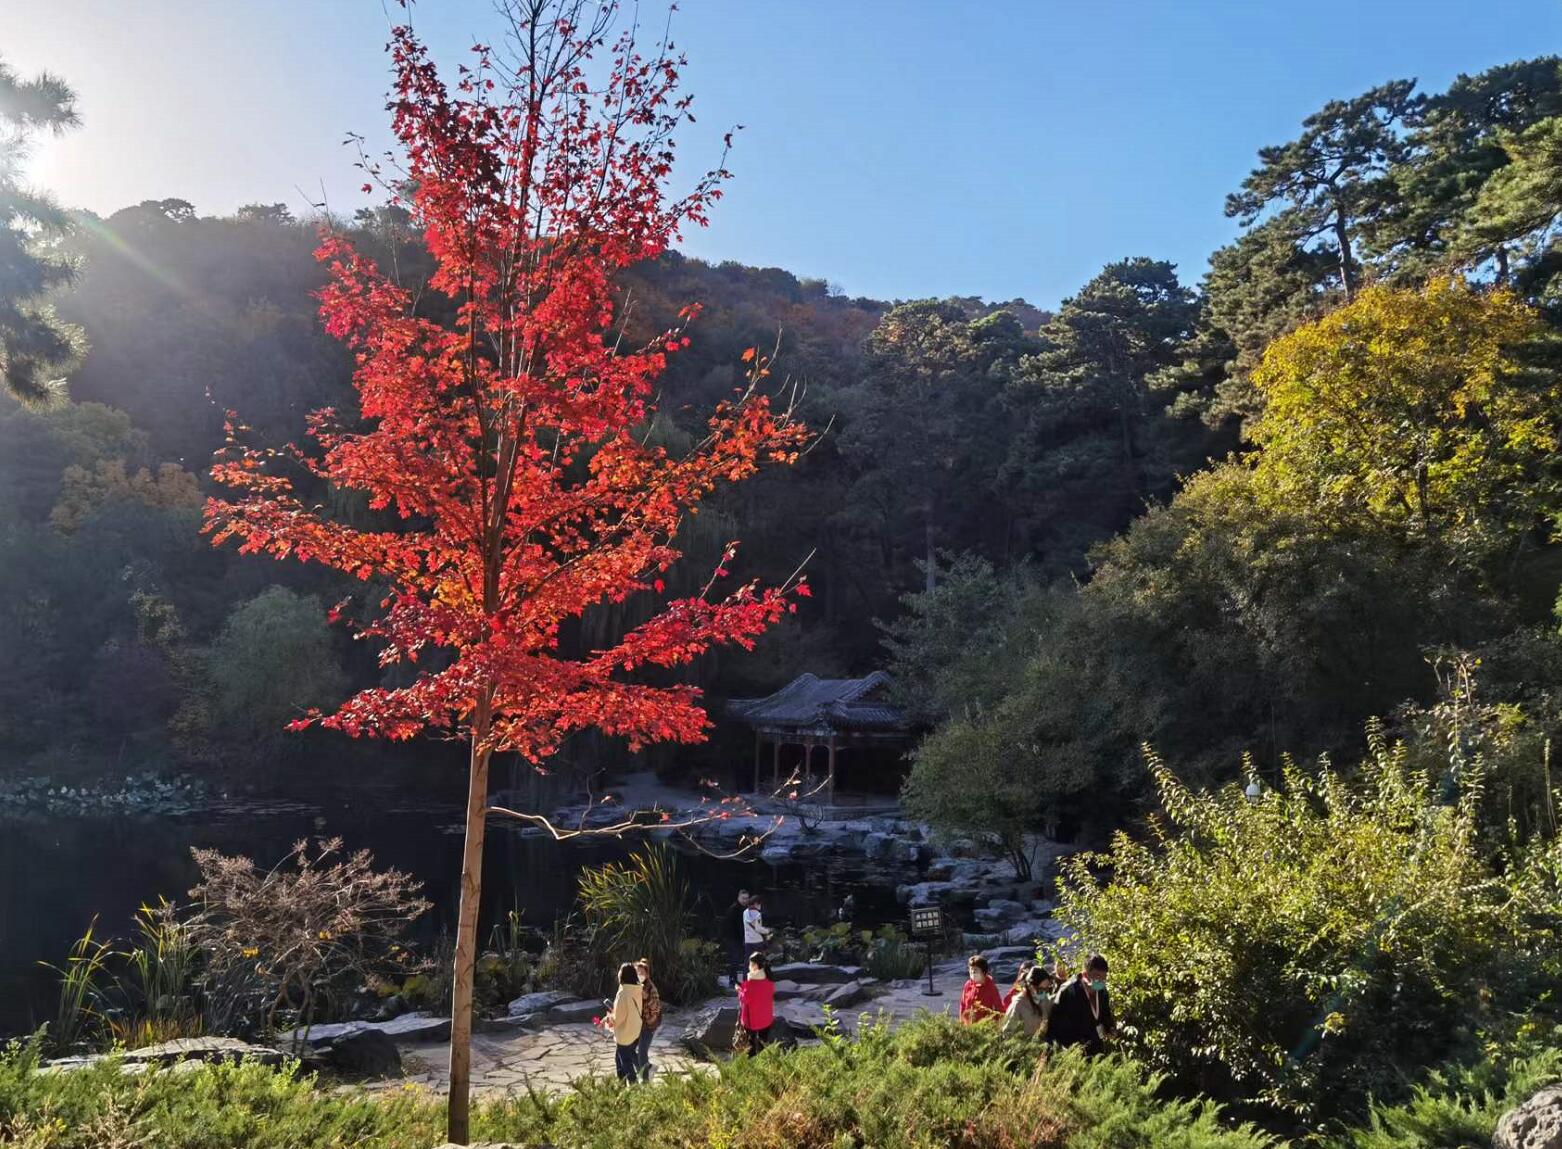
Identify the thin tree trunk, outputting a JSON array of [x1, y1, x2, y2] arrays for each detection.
[[446, 691, 494, 1145], [1333, 210, 1357, 299]]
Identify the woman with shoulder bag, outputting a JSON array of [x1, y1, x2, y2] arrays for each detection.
[[735, 951, 775, 1056], [633, 957, 662, 1080]]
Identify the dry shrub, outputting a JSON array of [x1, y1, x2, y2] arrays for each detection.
[[187, 837, 429, 1035]]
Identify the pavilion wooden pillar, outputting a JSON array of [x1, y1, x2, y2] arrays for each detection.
[[772, 739, 782, 792], [753, 731, 763, 793], [826, 737, 837, 807]]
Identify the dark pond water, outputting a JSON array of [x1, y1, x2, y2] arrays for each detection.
[[0, 795, 910, 1037]]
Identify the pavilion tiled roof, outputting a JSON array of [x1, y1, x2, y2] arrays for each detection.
[[727, 671, 909, 733]]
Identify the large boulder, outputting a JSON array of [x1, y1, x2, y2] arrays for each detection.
[[681, 1004, 739, 1056], [318, 1028, 402, 1077], [377, 1012, 451, 1042], [824, 980, 869, 1009], [507, 990, 573, 1018], [770, 962, 863, 985], [1495, 1084, 1562, 1149], [767, 1014, 801, 1052], [862, 832, 897, 860], [45, 1037, 287, 1074], [286, 1012, 449, 1052], [980, 899, 1029, 924], [127, 1037, 287, 1067]]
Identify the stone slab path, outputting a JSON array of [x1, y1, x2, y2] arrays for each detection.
[[391, 1020, 710, 1096], [380, 960, 976, 1098]]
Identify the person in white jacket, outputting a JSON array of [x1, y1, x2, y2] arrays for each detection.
[[742, 894, 773, 952], [599, 963, 644, 1083]]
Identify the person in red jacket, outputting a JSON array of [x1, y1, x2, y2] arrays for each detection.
[[960, 955, 1004, 1024], [736, 951, 776, 1056]]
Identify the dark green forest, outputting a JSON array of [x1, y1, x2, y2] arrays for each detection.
[[4, 57, 1562, 839]]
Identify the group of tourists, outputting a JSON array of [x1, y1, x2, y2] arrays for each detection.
[[598, 889, 776, 1084], [596, 957, 664, 1083], [598, 890, 1113, 1082], [960, 952, 1115, 1052]]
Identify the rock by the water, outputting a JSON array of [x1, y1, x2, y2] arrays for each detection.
[[983, 898, 1029, 923], [770, 962, 863, 985], [824, 980, 869, 1008], [984, 944, 1039, 961], [286, 1012, 449, 1051], [770, 979, 804, 1000], [319, 1028, 401, 1077], [507, 990, 573, 1018], [974, 899, 1030, 931], [127, 1037, 286, 1067], [1495, 1084, 1562, 1149], [377, 1012, 451, 1041], [760, 844, 793, 864], [862, 832, 896, 860], [681, 1004, 739, 1056], [45, 1037, 286, 1073]]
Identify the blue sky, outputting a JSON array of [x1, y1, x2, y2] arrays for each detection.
[[8, 1, 1560, 307]]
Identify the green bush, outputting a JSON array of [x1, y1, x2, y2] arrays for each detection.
[[1324, 1040, 1562, 1149], [548, 845, 715, 1005], [1057, 728, 1562, 1125], [794, 922, 930, 980], [0, 1018, 1274, 1149]]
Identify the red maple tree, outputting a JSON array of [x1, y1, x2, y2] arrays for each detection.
[[204, 3, 806, 1138]]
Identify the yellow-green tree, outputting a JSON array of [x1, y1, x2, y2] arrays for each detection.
[[1249, 279, 1556, 549], [1056, 731, 1562, 1122]]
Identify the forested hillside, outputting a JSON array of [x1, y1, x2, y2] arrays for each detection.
[[5, 58, 1562, 831], [900, 57, 1562, 843]]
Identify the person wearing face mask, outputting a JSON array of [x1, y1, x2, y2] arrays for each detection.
[[1049, 954, 1115, 1053], [959, 955, 1004, 1024], [1002, 964, 1058, 1039]]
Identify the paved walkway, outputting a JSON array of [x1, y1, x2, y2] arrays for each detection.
[[393, 1020, 710, 1095], [384, 961, 975, 1098]]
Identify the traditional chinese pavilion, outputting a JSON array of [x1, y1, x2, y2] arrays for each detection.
[[726, 671, 912, 801]]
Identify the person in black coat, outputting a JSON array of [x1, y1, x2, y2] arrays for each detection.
[[1050, 954, 1115, 1054], [723, 890, 751, 985]]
